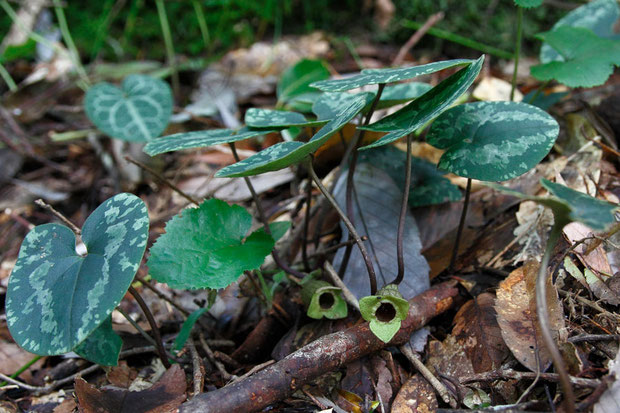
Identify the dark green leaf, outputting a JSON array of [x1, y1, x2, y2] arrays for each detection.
[[360, 56, 484, 149], [515, 0, 542, 8], [215, 94, 368, 177], [377, 82, 433, 109], [426, 101, 559, 181], [143, 128, 277, 156], [147, 199, 275, 289], [523, 90, 568, 110], [269, 221, 291, 241], [85, 75, 173, 142], [310, 59, 472, 92], [173, 308, 208, 352], [277, 59, 330, 104], [0, 38, 36, 63], [245, 108, 326, 128], [6, 194, 149, 355], [74, 317, 122, 366], [312, 92, 375, 120], [532, 27, 620, 88]]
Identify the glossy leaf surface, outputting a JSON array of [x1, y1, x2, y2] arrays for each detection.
[[245, 108, 326, 128]]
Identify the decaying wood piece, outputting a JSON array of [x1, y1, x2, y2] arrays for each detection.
[[181, 281, 459, 412]]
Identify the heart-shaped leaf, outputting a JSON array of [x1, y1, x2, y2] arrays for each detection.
[[277, 59, 330, 105], [6, 193, 149, 355], [359, 56, 484, 149], [312, 92, 375, 121], [245, 108, 327, 128], [143, 128, 277, 156], [85, 74, 173, 142], [532, 26, 620, 88], [310, 59, 472, 92], [426, 101, 559, 181], [215, 94, 368, 177], [147, 199, 283, 290], [74, 316, 122, 366], [540, 0, 619, 64]]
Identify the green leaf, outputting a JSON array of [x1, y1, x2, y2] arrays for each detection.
[[0, 38, 36, 63], [523, 90, 568, 110], [147, 199, 275, 289], [540, 179, 617, 230], [215, 94, 368, 177], [426, 101, 559, 181], [6, 193, 149, 355], [310, 59, 472, 92], [358, 146, 461, 207], [540, 0, 620, 64], [143, 128, 276, 156], [312, 92, 375, 121], [173, 308, 208, 352], [377, 82, 433, 109], [74, 316, 122, 366], [85, 74, 173, 142], [245, 108, 327, 128], [359, 56, 484, 149], [277, 59, 330, 104], [269, 221, 291, 241], [531, 27, 620, 88], [514, 0, 542, 8]]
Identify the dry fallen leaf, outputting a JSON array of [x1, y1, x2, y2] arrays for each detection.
[[593, 347, 620, 413], [391, 374, 437, 413]]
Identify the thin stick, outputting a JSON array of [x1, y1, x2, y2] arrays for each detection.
[[0, 355, 42, 387], [401, 343, 456, 407], [155, 0, 180, 98], [392, 12, 444, 66], [461, 368, 599, 389], [35, 199, 81, 235], [187, 338, 204, 397], [302, 180, 312, 271], [125, 155, 200, 206], [393, 134, 413, 285], [324, 261, 360, 311], [229, 360, 275, 384], [449, 178, 471, 272], [305, 236, 367, 261], [536, 224, 575, 412], [307, 157, 377, 294], [568, 334, 620, 343], [128, 285, 171, 368], [510, 6, 523, 101], [0, 62, 17, 91], [198, 333, 234, 381]]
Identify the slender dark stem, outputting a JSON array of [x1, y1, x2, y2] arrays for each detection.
[[304, 236, 367, 261], [536, 224, 575, 413], [128, 285, 171, 368], [527, 80, 551, 104], [449, 178, 472, 272], [228, 143, 306, 279], [302, 180, 312, 271], [392, 134, 413, 285], [510, 6, 523, 101], [307, 157, 377, 294], [35, 199, 82, 235]]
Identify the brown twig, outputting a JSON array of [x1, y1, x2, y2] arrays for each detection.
[[460, 368, 600, 389], [198, 333, 234, 382], [568, 334, 620, 344], [180, 281, 459, 412], [35, 199, 81, 235], [449, 178, 471, 272], [187, 338, 204, 397], [392, 11, 445, 66], [323, 260, 360, 311], [134, 274, 189, 316]]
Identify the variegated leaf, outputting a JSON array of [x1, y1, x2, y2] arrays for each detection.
[[74, 316, 122, 366], [377, 82, 432, 109], [310, 59, 472, 92], [6, 193, 149, 355], [312, 92, 375, 120], [359, 56, 484, 149], [245, 108, 326, 128], [85, 74, 172, 142], [426, 101, 559, 181]]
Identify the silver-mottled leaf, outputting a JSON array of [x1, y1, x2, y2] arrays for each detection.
[[312, 92, 375, 120], [245, 108, 326, 128], [74, 316, 122, 366]]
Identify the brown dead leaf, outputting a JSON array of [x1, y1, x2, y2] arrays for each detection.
[[391, 374, 437, 413], [106, 361, 138, 389], [0, 341, 44, 382], [495, 262, 566, 372], [52, 398, 78, 413], [564, 222, 612, 275], [426, 335, 474, 393], [452, 293, 510, 373], [75, 364, 187, 413], [370, 355, 393, 407]]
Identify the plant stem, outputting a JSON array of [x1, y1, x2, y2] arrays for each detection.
[[0, 62, 17, 92], [449, 178, 471, 272], [228, 143, 306, 279], [117, 306, 158, 348], [307, 157, 377, 294], [128, 285, 171, 368], [393, 134, 413, 285], [510, 6, 523, 101], [0, 355, 42, 387], [192, 0, 211, 50], [527, 80, 551, 104], [302, 180, 312, 271], [155, 0, 180, 98], [51, 0, 90, 87], [536, 223, 575, 413]]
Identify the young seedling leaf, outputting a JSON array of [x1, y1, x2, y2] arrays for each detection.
[[377, 82, 433, 109], [514, 0, 542, 8], [277, 59, 330, 104], [426, 101, 559, 181], [312, 92, 375, 121], [6, 193, 149, 355], [173, 308, 208, 352], [531, 26, 620, 88], [245, 108, 327, 128], [310, 59, 472, 92], [74, 316, 122, 366], [540, 0, 620, 64], [147, 199, 276, 289], [216, 94, 368, 177], [85, 74, 172, 142], [360, 55, 484, 149]]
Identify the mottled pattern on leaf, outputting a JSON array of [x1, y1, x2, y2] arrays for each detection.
[[245, 108, 326, 128], [312, 92, 375, 120], [310, 59, 472, 92], [147, 199, 275, 289], [377, 82, 432, 109], [6, 193, 149, 355], [360, 56, 484, 149], [427, 101, 559, 181], [85, 75, 172, 142], [74, 316, 122, 366]]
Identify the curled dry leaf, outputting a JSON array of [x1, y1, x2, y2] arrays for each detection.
[[495, 262, 566, 372], [75, 364, 187, 413], [391, 374, 437, 413]]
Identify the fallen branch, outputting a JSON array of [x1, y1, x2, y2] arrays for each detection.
[[181, 281, 459, 412]]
